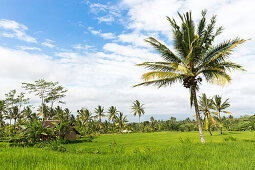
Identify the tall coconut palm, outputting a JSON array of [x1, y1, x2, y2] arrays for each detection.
[[212, 95, 231, 134], [198, 93, 216, 136], [94, 105, 105, 123], [134, 10, 246, 143], [132, 100, 145, 132]]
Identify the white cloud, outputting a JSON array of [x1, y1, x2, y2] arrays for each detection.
[[0, 46, 72, 81], [103, 43, 157, 60], [18, 46, 41, 51], [120, 0, 181, 33], [0, 19, 37, 43], [88, 27, 116, 39], [118, 32, 160, 47], [97, 15, 114, 23], [72, 44, 94, 50], [41, 39, 55, 48]]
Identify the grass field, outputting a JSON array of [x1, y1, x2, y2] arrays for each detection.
[[1, 131, 255, 170]]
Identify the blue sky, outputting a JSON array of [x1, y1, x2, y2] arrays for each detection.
[[0, 0, 125, 54], [0, 0, 254, 121]]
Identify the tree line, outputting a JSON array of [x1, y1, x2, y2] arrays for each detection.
[[0, 79, 254, 144]]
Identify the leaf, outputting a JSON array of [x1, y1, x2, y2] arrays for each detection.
[[41, 132, 48, 136]]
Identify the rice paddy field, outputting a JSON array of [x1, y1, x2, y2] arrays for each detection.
[[1, 131, 255, 170]]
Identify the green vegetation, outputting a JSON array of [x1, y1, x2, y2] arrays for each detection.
[[1, 131, 255, 169]]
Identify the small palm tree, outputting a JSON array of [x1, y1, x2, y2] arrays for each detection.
[[212, 95, 231, 134], [94, 105, 105, 123], [132, 100, 145, 132], [134, 10, 246, 143], [198, 93, 216, 135]]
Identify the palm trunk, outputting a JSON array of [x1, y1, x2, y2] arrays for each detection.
[[191, 86, 206, 143], [41, 97, 44, 121], [208, 123, 212, 136], [219, 112, 222, 134], [139, 116, 141, 132]]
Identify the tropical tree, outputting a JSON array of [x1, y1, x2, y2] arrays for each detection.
[[116, 112, 128, 132], [212, 95, 231, 134], [149, 116, 155, 131], [94, 105, 105, 123], [198, 93, 216, 135], [134, 10, 246, 143], [77, 108, 92, 126], [132, 100, 145, 132], [12, 106, 22, 125], [22, 106, 33, 123], [0, 100, 6, 129], [45, 83, 67, 111], [22, 79, 55, 120], [107, 106, 118, 123]]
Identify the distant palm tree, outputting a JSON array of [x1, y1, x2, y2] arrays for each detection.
[[132, 100, 145, 132], [150, 116, 155, 131], [134, 10, 246, 143], [77, 108, 92, 125], [0, 100, 6, 129], [116, 112, 128, 132], [22, 106, 33, 123], [94, 105, 105, 123], [212, 95, 231, 134], [198, 93, 216, 135], [12, 106, 21, 125], [107, 106, 118, 122]]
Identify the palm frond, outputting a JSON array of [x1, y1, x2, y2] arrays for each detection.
[[199, 68, 232, 86], [200, 38, 246, 68], [137, 62, 194, 76], [141, 72, 181, 81], [145, 37, 184, 64], [134, 76, 183, 88]]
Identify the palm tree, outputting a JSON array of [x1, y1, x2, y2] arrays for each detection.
[[94, 105, 105, 123], [134, 10, 246, 143], [12, 106, 21, 125], [107, 106, 118, 122], [0, 100, 6, 129], [77, 108, 92, 125], [212, 95, 231, 134], [22, 106, 33, 123], [150, 116, 155, 131], [116, 112, 128, 132], [132, 100, 145, 132], [198, 93, 216, 135]]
